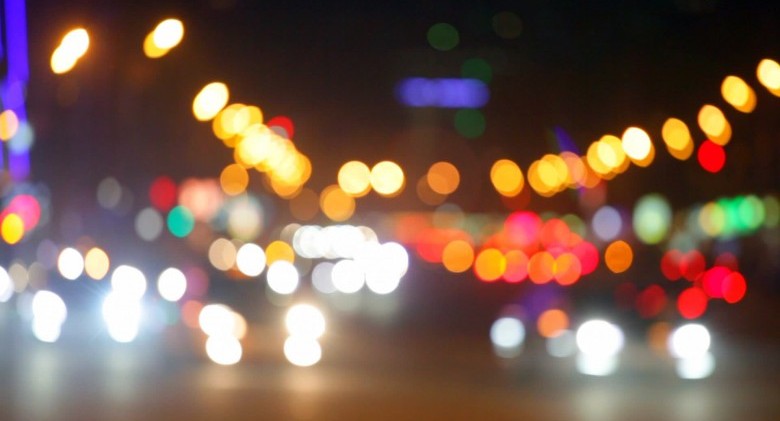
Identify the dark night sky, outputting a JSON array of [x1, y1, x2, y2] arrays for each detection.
[[25, 0, 780, 223]]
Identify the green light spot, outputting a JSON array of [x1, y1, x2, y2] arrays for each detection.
[[454, 109, 486, 138], [461, 58, 493, 84], [764, 195, 780, 228], [738, 195, 764, 231], [633, 193, 672, 244], [427, 23, 459, 51], [561, 213, 586, 237], [167, 206, 195, 238]]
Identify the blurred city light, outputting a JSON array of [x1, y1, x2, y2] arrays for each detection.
[[283, 335, 322, 367], [576, 320, 624, 357], [193, 82, 229, 121], [157, 267, 187, 302], [205, 334, 243, 365], [102, 292, 142, 343], [286, 304, 326, 339], [50, 28, 89, 74], [490, 316, 525, 358], [31, 290, 67, 343]]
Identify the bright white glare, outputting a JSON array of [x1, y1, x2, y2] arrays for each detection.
[[490, 316, 526, 351], [576, 320, 624, 357], [0, 266, 13, 302], [676, 352, 716, 380], [311, 262, 336, 294], [546, 329, 577, 358], [61, 28, 90, 57], [332, 259, 365, 294], [283, 336, 322, 367], [205, 334, 243, 365], [381, 242, 409, 276], [354, 241, 408, 293], [576, 353, 619, 376], [286, 304, 326, 339], [358, 226, 379, 244], [292, 225, 327, 259], [236, 243, 266, 277], [365, 272, 402, 295], [102, 292, 142, 343], [32, 290, 67, 326], [199, 304, 237, 337], [669, 323, 711, 359], [267, 261, 299, 295], [157, 267, 187, 302], [32, 318, 62, 343], [153, 19, 184, 49], [329, 225, 365, 258], [57, 247, 84, 280], [111, 265, 147, 300]]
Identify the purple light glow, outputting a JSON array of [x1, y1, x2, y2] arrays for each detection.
[[396, 78, 490, 108]]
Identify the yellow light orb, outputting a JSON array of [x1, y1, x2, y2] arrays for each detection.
[[757, 58, 780, 93], [1, 213, 24, 245], [152, 19, 184, 50], [143, 32, 168, 58], [473, 248, 506, 282], [338, 160, 371, 197], [661, 118, 692, 150], [84, 247, 110, 280], [192, 82, 229, 122], [220, 164, 249, 196], [235, 134, 268, 167], [50, 45, 79, 74], [61, 28, 90, 58], [490, 159, 524, 197], [621, 127, 653, 163], [427, 161, 460, 195], [265, 240, 295, 265], [721, 75, 756, 113], [697, 104, 731, 146], [441, 240, 474, 273], [0, 110, 19, 141], [319, 185, 356, 221], [370, 161, 405, 197]]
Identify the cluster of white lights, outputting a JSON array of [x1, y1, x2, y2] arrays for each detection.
[[283, 304, 325, 367], [31, 290, 67, 343], [103, 265, 147, 343], [199, 304, 246, 365], [491, 317, 716, 380], [293, 225, 409, 296], [292, 225, 378, 259]]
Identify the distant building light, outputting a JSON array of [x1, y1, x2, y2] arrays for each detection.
[[396, 78, 489, 108]]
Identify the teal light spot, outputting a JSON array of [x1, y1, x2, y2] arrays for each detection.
[[427, 23, 459, 51], [454, 109, 486, 138], [167, 206, 195, 238], [461, 58, 493, 84]]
